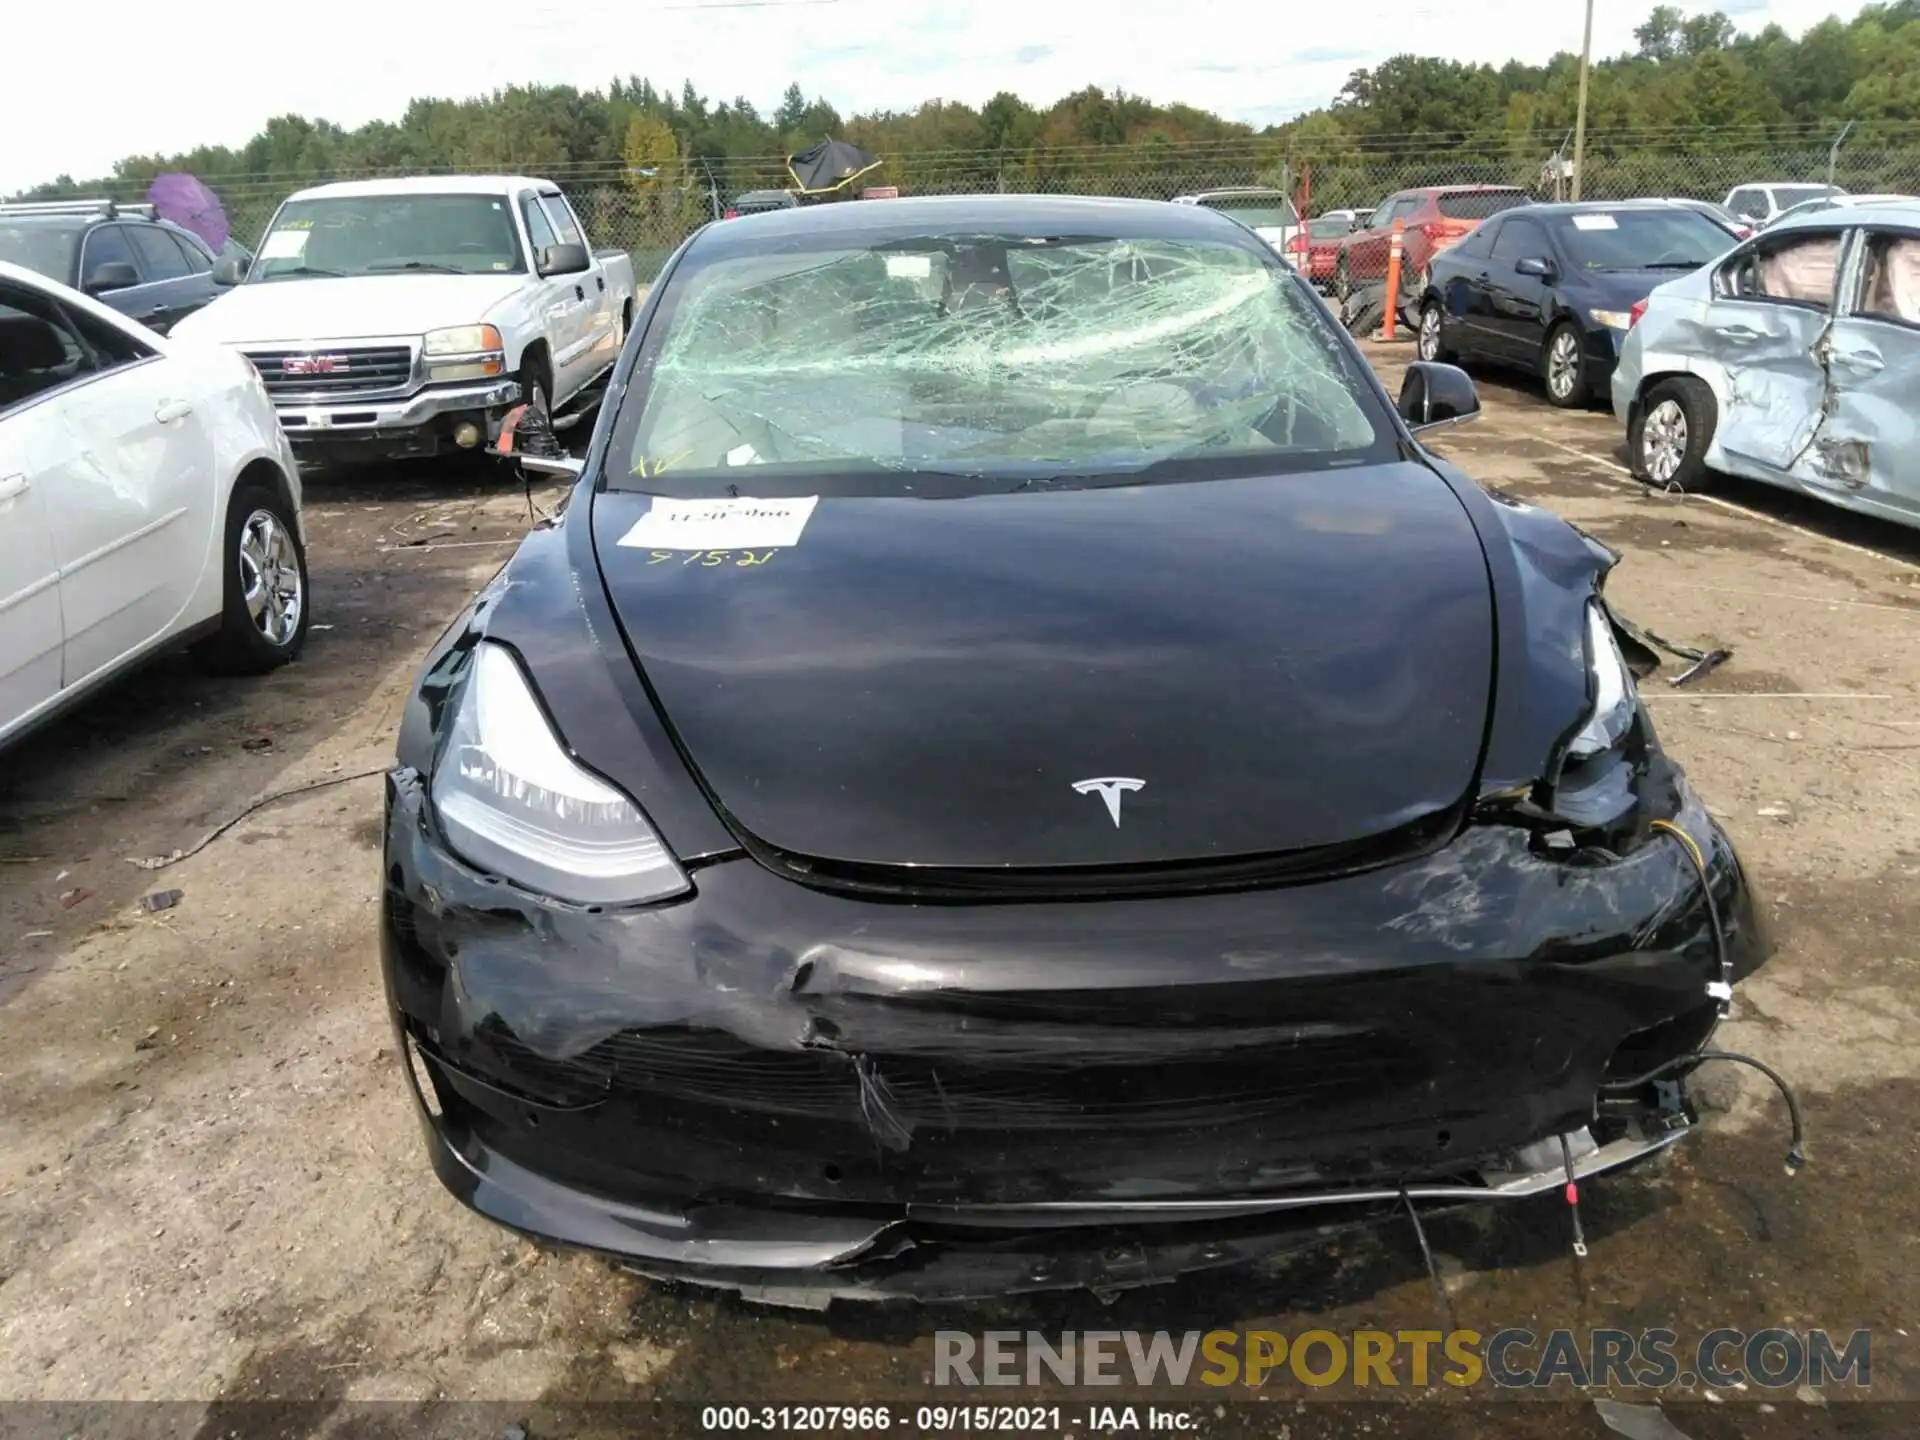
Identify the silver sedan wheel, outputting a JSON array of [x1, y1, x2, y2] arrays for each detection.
[[1546, 330, 1582, 400], [239, 509, 303, 647], [1418, 306, 1442, 360], [1642, 398, 1689, 484]]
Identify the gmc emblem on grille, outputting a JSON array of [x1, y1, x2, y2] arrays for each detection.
[[282, 354, 348, 376]]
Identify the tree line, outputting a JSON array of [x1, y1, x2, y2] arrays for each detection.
[[13, 1, 1920, 210]]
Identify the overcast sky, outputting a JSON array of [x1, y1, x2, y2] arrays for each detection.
[[1, 0, 1869, 194]]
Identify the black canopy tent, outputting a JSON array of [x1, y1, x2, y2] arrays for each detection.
[[786, 139, 884, 200]]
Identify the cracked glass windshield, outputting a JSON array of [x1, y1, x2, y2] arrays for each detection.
[[613, 233, 1383, 487], [250, 194, 524, 280]]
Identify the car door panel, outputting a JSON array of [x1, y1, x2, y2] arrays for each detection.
[[1702, 231, 1843, 479], [1482, 220, 1549, 360], [519, 193, 583, 399], [537, 194, 605, 398], [1786, 231, 1920, 517], [44, 348, 217, 686], [0, 416, 64, 735]]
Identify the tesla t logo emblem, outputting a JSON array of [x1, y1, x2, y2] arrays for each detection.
[[1073, 777, 1145, 827], [282, 354, 347, 375]]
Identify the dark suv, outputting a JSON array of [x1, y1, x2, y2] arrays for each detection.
[[0, 199, 235, 334]]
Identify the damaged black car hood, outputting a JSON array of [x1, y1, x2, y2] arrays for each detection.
[[588, 461, 1496, 871]]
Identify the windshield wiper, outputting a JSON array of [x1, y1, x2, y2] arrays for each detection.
[[366, 260, 470, 274], [254, 265, 346, 281], [1643, 260, 1708, 270]]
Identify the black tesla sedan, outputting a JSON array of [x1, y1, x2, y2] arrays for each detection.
[[1412, 201, 1740, 408], [381, 195, 1770, 1303]]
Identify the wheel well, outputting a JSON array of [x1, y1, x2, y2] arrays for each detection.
[[233, 458, 294, 518], [1629, 369, 1704, 427], [519, 339, 552, 386]]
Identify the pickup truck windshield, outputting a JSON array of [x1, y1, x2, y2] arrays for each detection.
[[250, 194, 525, 281], [611, 233, 1385, 488]]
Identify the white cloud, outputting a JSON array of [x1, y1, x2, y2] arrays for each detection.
[[0, 0, 1873, 194]]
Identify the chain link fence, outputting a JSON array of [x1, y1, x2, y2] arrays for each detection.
[[72, 139, 1920, 281]]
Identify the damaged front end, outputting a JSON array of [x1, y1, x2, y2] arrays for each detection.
[[380, 576, 1772, 1303]]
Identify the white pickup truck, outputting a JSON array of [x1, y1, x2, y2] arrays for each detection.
[[171, 175, 637, 462]]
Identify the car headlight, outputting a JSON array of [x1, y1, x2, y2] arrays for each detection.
[[430, 642, 689, 906], [423, 325, 507, 381], [1567, 603, 1637, 759], [1589, 309, 1634, 331]]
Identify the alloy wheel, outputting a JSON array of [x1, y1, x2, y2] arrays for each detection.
[[239, 509, 303, 647], [1642, 398, 1689, 484], [1418, 307, 1442, 360], [1547, 331, 1581, 400]]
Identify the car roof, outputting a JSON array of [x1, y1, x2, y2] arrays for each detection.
[[1399, 184, 1529, 197], [1769, 197, 1920, 232], [1177, 187, 1290, 199], [0, 213, 91, 232], [1508, 200, 1709, 217], [688, 193, 1277, 257], [286, 175, 552, 201], [0, 210, 210, 245]]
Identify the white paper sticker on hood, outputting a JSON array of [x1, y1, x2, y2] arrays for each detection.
[[617, 495, 819, 551]]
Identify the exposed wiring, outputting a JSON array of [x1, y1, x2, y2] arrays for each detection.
[[1619, 821, 1805, 1172], [1558, 1132, 1589, 1259], [125, 767, 388, 871], [1399, 1188, 1453, 1333], [1651, 817, 1733, 1013], [1602, 1049, 1807, 1177]]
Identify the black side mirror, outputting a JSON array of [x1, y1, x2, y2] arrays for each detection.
[[1398, 361, 1481, 433], [537, 242, 590, 276], [82, 261, 140, 294], [211, 254, 249, 286], [1514, 256, 1556, 280]]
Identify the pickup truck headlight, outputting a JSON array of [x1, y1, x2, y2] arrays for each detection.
[[423, 325, 507, 381], [430, 642, 689, 906], [1568, 603, 1637, 759]]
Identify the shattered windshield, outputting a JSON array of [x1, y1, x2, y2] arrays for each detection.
[[611, 233, 1384, 488], [249, 194, 525, 280]]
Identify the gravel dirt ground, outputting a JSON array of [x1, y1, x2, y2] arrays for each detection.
[[2, 354, 1918, 1439]]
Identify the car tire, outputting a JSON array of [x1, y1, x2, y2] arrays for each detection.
[[1417, 301, 1455, 363], [1541, 321, 1589, 408], [193, 481, 310, 676], [1630, 377, 1718, 493], [516, 354, 562, 458]]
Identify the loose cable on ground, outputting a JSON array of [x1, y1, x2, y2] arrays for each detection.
[[125, 767, 388, 871]]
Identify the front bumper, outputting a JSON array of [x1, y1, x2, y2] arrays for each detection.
[[380, 773, 1767, 1303], [276, 378, 521, 458]]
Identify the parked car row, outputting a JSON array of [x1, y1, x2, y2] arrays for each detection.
[[2, 170, 644, 754], [1392, 184, 1919, 529]]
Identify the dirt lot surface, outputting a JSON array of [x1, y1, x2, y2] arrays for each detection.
[[4, 355, 1919, 1439]]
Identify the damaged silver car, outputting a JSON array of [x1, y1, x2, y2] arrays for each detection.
[[1613, 198, 1920, 527]]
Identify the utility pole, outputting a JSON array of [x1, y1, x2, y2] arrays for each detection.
[[1571, 0, 1595, 201]]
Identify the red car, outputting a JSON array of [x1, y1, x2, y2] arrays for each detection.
[[1333, 185, 1533, 299], [1284, 209, 1362, 285]]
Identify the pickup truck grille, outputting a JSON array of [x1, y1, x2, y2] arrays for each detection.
[[242, 344, 415, 399]]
